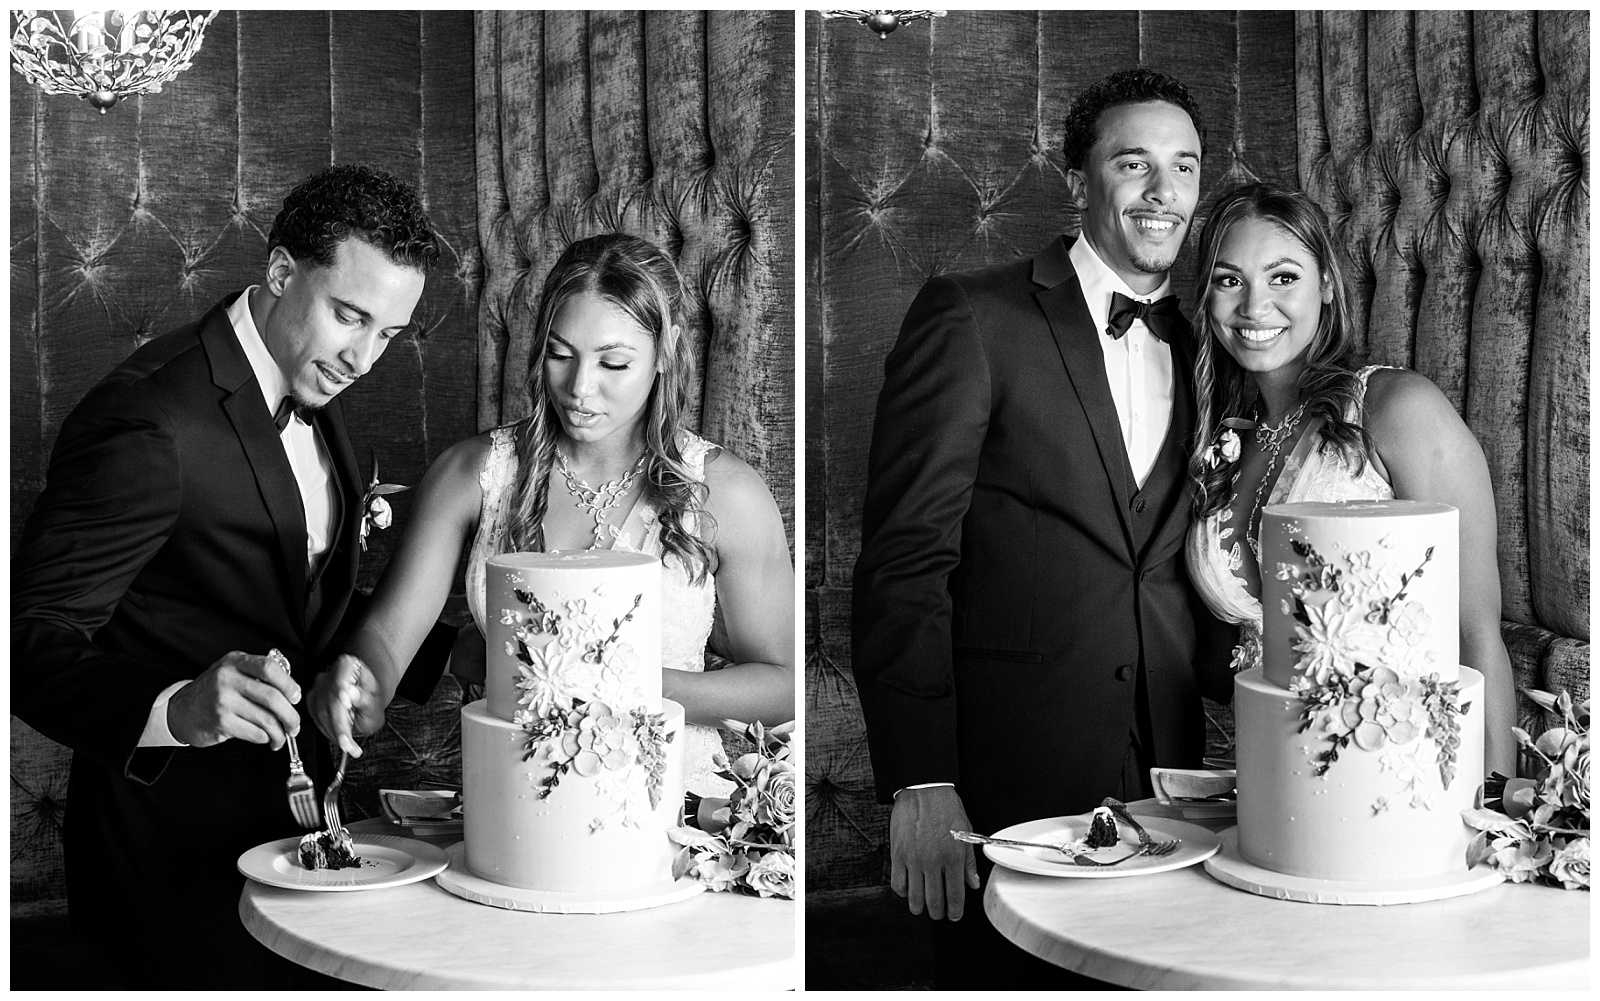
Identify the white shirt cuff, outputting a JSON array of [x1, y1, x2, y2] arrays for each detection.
[[895, 782, 955, 797], [139, 681, 193, 747]]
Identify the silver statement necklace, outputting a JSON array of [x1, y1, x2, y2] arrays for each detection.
[[1244, 401, 1308, 559], [555, 446, 648, 549]]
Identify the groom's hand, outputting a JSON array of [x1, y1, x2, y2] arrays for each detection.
[[166, 650, 302, 750], [890, 785, 982, 921], [309, 654, 384, 758]]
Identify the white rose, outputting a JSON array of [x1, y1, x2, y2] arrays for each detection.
[[367, 495, 393, 529], [1219, 428, 1242, 464]]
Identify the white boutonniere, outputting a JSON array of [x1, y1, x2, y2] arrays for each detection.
[[1207, 417, 1254, 468], [359, 450, 410, 551]]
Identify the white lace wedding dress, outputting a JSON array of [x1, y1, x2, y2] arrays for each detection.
[[465, 425, 733, 797], [1186, 366, 1396, 670]]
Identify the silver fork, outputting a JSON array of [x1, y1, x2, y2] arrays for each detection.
[[1101, 797, 1182, 856], [950, 830, 1150, 867], [323, 749, 350, 842], [322, 661, 361, 842], [270, 649, 320, 830]]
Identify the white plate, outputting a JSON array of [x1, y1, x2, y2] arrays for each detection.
[[982, 813, 1220, 878], [237, 833, 449, 891]]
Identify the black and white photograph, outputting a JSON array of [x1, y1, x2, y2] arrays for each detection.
[[10, 10, 796, 990], [6, 6, 1593, 994], [805, 9, 1588, 990]]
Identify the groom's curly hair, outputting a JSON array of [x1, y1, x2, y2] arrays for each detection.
[[1062, 68, 1206, 170], [267, 162, 439, 273]]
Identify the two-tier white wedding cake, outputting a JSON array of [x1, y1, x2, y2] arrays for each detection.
[[438, 550, 698, 912], [1212, 500, 1500, 903]]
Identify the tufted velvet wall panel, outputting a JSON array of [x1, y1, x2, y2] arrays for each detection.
[[10, 11, 479, 904], [806, 10, 1300, 891], [474, 10, 795, 542], [1295, 11, 1589, 741]]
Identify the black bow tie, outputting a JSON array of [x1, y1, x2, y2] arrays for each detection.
[[1106, 291, 1181, 343], [272, 397, 315, 433]]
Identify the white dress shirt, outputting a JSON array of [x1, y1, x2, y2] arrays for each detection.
[[1068, 236, 1176, 488], [140, 288, 337, 746], [227, 287, 339, 564]]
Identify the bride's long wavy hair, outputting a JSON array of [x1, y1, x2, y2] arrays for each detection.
[[502, 233, 713, 582], [1189, 183, 1371, 519]]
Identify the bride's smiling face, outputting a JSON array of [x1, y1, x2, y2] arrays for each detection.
[[1207, 216, 1333, 379], [543, 291, 660, 445]]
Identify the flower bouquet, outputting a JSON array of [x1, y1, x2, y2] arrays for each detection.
[[1462, 689, 1589, 890], [668, 719, 796, 899]]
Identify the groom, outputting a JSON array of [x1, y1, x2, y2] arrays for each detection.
[[12, 163, 454, 988], [853, 68, 1234, 987]]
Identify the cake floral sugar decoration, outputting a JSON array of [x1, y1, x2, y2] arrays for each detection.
[[1279, 536, 1468, 813], [503, 583, 672, 831]]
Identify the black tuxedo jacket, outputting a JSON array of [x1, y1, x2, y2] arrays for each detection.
[[852, 237, 1234, 835], [11, 292, 448, 983]]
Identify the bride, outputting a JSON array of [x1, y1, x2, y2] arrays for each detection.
[[1184, 183, 1515, 775], [309, 233, 794, 795]]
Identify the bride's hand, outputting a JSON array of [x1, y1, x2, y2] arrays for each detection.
[[309, 654, 384, 757]]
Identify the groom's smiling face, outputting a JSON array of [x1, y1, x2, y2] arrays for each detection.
[[1067, 100, 1202, 295]]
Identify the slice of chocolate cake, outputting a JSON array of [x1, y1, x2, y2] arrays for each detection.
[[298, 829, 363, 871], [1084, 805, 1120, 849]]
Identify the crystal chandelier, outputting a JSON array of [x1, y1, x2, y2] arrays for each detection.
[[10, 10, 220, 113], [822, 11, 946, 40]]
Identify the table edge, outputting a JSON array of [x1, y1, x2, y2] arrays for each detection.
[[239, 879, 797, 990], [985, 865, 1591, 991]]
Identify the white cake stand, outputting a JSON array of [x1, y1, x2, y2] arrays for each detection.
[[1204, 827, 1505, 905], [435, 843, 704, 914]]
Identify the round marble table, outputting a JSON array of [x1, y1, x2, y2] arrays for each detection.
[[985, 801, 1590, 990], [239, 820, 795, 990]]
